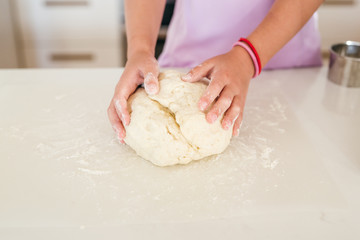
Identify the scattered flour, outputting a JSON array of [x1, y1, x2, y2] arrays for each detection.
[[4, 80, 289, 223]]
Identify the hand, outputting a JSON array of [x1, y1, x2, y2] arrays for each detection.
[[107, 51, 159, 143], [182, 47, 254, 137]]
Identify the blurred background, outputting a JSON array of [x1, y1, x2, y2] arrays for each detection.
[[0, 0, 359, 69]]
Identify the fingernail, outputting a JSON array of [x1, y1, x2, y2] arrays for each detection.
[[144, 72, 158, 95], [117, 132, 126, 143], [207, 113, 217, 123], [119, 131, 126, 139], [145, 83, 157, 95], [199, 101, 208, 111], [144, 72, 155, 83], [182, 73, 192, 82], [118, 137, 125, 145]]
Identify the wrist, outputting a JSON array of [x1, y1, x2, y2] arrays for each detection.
[[230, 46, 256, 79], [127, 37, 155, 59], [246, 35, 268, 67], [127, 49, 154, 61], [233, 38, 262, 78]]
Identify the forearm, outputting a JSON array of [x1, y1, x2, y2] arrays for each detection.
[[248, 0, 324, 66], [125, 0, 166, 58]]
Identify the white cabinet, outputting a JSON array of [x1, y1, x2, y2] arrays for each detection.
[[15, 0, 123, 68]]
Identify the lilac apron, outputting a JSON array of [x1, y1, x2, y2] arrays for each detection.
[[159, 0, 322, 69]]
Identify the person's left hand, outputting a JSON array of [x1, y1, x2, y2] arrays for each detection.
[[181, 46, 255, 136]]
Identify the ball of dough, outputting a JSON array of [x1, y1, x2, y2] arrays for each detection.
[[124, 70, 232, 166]]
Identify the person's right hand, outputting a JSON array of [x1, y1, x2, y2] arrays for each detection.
[[107, 51, 159, 144]]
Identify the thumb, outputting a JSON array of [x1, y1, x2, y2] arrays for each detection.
[[143, 64, 160, 95], [181, 62, 213, 83]]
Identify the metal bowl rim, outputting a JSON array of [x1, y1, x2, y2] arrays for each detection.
[[330, 41, 360, 62]]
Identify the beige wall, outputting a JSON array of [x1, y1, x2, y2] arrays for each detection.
[[318, 1, 360, 52], [0, 0, 19, 68]]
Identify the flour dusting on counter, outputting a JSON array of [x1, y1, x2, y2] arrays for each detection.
[[0, 69, 343, 226], [1, 79, 292, 224], [2, 86, 289, 222], [78, 168, 111, 176]]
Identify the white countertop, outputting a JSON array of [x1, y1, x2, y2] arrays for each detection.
[[0, 66, 359, 239]]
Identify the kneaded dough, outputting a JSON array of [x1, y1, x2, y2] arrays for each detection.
[[124, 70, 232, 166]]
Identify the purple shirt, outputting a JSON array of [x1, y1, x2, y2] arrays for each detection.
[[159, 0, 322, 69]]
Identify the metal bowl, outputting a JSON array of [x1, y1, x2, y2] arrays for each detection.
[[328, 41, 360, 87]]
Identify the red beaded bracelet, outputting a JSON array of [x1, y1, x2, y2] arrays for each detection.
[[239, 38, 262, 75]]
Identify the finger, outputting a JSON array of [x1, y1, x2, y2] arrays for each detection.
[[205, 87, 234, 124], [221, 96, 243, 131], [107, 102, 126, 142], [181, 62, 213, 83], [226, 97, 243, 136], [114, 97, 130, 126], [113, 73, 141, 126], [142, 61, 160, 95], [198, 75, 226, 112], [233, 116, 243, 137]]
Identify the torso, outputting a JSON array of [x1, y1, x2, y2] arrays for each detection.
[[158, 0, 322, 69]]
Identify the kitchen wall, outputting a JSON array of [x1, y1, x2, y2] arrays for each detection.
[[318, 0, 360, 53], [0, 0, 19, 68]]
